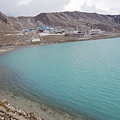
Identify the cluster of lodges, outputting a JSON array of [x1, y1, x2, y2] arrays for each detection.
[[21, 25, 105, 38], [65, 29, 105, 37], [21, 25, 57, 34], [0, 98, 44, 120]]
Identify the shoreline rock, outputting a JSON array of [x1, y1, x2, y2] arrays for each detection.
[[0, 97, 41, 120]]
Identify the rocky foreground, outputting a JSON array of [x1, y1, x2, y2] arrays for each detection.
[[0, 97, 44, 120]]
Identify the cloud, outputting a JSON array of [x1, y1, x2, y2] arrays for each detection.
[[0, 0, 69, 16], [64, 0, 120, 15], [80, 2, 107, 14], [17, 0, 33, 5], [0, 0, 120, 16], [64, 0, 84, 11]]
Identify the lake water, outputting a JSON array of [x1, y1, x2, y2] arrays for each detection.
[[0, 38, 120, 120]]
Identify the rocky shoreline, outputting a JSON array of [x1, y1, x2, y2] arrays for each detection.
[[0, 93, 84, 120], [0, 97, 42, 120]]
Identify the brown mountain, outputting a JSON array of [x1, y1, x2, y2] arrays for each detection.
[[0, 12, 36, 33], [1, 11, 120, 33], [0, 12, 17, 33], [35, 11, 120, 32]]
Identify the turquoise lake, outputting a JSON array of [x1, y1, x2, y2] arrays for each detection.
[[0, 38, 120, 120]]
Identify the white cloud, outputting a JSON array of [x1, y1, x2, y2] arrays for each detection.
[[17, 0, 33, 5], [64, 0, 120, 15], [0, 0, 120, 16], [64, 0, 84, 11], [0, 0, 69, 16]]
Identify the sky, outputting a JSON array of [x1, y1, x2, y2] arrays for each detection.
[[0, 0, 120, 16]]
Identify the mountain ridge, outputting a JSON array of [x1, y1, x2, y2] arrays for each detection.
[[1, 11, 120, 33]]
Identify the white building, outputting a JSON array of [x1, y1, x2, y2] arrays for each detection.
[[89, 29, 104, 35], [32, 38, 41, 42]]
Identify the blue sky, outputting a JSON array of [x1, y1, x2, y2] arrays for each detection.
[[0, 0, 120, 16]]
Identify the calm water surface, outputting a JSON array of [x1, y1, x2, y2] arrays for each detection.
[[0, 38, 120, 120]]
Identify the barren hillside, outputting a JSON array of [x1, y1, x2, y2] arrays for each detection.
[[1, 11, 120, 33], [35, 11, 120, 32]]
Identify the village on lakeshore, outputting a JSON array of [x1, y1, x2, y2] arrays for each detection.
[[21, 25, 106, 42], [1, 10, 120, 48], [0, 21, 118, 53]]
